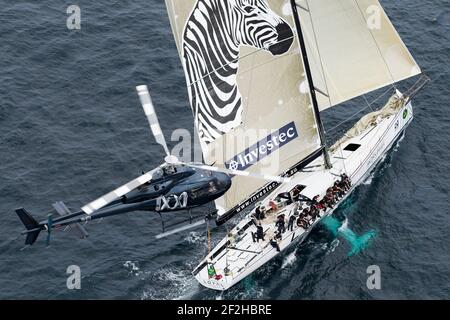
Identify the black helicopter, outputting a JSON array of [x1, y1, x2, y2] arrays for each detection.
[[17, 85, 289, 246]]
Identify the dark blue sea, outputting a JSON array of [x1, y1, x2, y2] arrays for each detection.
[[1, 0, 449, 299]]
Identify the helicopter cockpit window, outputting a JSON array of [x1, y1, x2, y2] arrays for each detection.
[[154, 179, 172, 192], [190, 181, 218, 199], [208, 181, 218, 193]]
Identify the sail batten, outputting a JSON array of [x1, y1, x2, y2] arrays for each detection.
[[297, 0, 421, 111]]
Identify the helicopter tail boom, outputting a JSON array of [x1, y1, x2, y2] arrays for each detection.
[[16, 208, 42, 245]]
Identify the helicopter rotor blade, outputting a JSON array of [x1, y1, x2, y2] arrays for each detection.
[[81, 169, 157, 215], [136, 85, 170, 157], [185, 164, 291, 184]]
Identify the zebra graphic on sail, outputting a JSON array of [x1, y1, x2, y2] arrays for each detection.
[[182, 0, 294, 144]]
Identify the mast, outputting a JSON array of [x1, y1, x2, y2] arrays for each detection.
[[290, 0, 332, 169]]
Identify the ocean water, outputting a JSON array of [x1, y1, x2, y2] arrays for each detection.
[[0, 0, 449, 299]]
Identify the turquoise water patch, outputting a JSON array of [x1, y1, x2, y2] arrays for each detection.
[[322, 216, 376, 256], [242, 275, 258, 297]]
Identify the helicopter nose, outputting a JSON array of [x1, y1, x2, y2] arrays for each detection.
[[215, 172, 232, 190]]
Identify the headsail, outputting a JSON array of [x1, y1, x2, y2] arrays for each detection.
[[296, 0, 421, 110], [165, 0, 322, 214]]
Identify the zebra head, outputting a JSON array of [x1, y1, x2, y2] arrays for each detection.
[[182, 0, 296, 144], [231, 0, 294, 55]]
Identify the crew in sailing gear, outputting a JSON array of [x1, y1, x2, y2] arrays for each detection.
[[275, 215, 286, 233], [292, 202, 300, 216], [309, 205, 320, 220], [270, 238, 281, 252], [274, 230, 282, 241], [268, 200, 279, 212], [325, 192, 335, 207], [256, 224, 265, 242], [297, 216, 309, 229], [317, 200, 327, 211], [311, 195, 320, 206], [333, 181, 344, 198], [341, 173, 351, 190], [255, 206, 261, 219], [291, 185, 303, 202], [255, 206, 266, 220], [326, 193, 335, 208], [302, 208, 310, 218], [288, 214, 296, 231]]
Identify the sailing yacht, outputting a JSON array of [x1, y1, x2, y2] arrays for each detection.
[[164, 0, 427, 290]]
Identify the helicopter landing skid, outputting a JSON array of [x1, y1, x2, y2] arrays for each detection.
[[155, 209, 216, 239]]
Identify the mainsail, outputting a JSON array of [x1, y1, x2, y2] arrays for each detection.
[[296, 0, 421, 110], [165, 0, 323, 216], [164, 0, 421, 223]]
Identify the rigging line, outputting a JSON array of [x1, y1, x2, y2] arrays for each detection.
[[207, 218, 211, 255], [327, 86, 393, 134], [305, 0, 333, 109], [242, 47, 256, 124], [186, 35, 295, 88], [403, 74, 431, 101], [362, 94, 375, 112], [225, 223, 230, 273], [353, 0, 397, 90]]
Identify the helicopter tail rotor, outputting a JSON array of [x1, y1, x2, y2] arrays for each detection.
[[16, 208, 42, 245]]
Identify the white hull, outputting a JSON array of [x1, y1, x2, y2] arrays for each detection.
[[194, 93, 414, 291]]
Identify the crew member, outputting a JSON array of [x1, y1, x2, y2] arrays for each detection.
[[317, 199, 327, 213], [268, 199, 279, 212], [256, 224, 265, 242], [270, 237, 281, 252], [256, 206, 266, 220], [275, 214, 286, 233], [311, 195, 320, 206], [342, 173, 351, 189], [287, 214, 296, 231], [297, 216, 309, 229], [333, 181, 344, 198], [274, 230, 283, 241], [309, 204, 320, 220], [289, 186, 301, 203], [302, 207, 310, 219]]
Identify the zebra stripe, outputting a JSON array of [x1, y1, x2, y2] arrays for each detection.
[[182, 0, 294, 144]]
